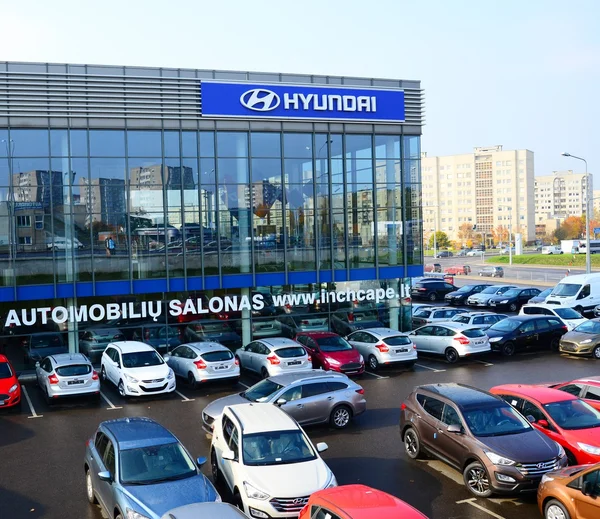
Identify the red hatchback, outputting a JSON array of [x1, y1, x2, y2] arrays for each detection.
[[0, 354, 21, 409], [299, 484, 429, 519], [295, 332, 365, 376], [549, 376, 600, 412], [491, 384, 600, 465]]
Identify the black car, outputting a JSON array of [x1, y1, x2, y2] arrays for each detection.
[[436, 251, 453, 258], [488, 287, 541, 312], [183, 320, 242, 350], [24, 333, 68, 364], [411, 280, 457, 302], [444, 284, 491, 306], [486, 315, 568, 356]]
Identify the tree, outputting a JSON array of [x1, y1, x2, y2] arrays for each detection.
[[428, 231, 451, 249], [560, 216, 585, 239], [554, 226, 568, 241], [492, 225, 509, 245], [457, 223, 474, 244]]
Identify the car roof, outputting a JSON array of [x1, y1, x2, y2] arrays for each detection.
[[454, 311, 497, 317], [362, 327, 408, 338], [501, 315, 551, 322], [186, 341, 229, 353], [430, 322, 481, 332], [107, 341, 156, 353], [557, 273, 600, 283], [226, 403, 298, 434], [258, 337, 300, 348], [49, 353, 90, 366], [492, 384, 577, 404], [0, 354, 9, 363], [571, 376, 600, 386], [160, 503, 247, 519], [101, 417, 177, 450], [417, 383, 502, 410], [268, 369, 348, 386], [295, 331, 339, 339]]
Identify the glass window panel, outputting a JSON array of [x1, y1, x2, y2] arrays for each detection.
[[182, 131, 198, 157], [348, 211, 374, 268], [284, 133, 313, 158], [345, 134, 372, 159], [127, 130, 162, 156], [252, 158, 282, 183], [375, 159, 402, 183], [375, 135, 401, 159], [218, 158, 249, 184], [316, 200, 332, 269], [405, 183, 422, 208], [348, 184, 373, 212], [0, 129, 8, 156], [403, 135, 420, 159], [199, 131, 215, 157], [404, 159, 421, 183], [331, 159, 344, 184], [284, 158, 313, 184], [285, 184, 314, 212], [217, 132, 248, 157], [199, 157, 215, 185], [219, 208, 252, 274], [164, 131, 180, 157], [376, 185, 402, 208], [330, 134, 343, 159], [50, 129, 69, 156], [346, 159, 373, 184], [0, 158, 8, 186], [251, 132, 281, 158], [89, 130, 125, 157], [70, 130, 88, 156], [332, 212, 346, 268], [90, 158, 126, 189], [11, 129, 49, 157], [377, 208, 403, 266], [331, 185, 344, 210], [254, 205, 284, 273], [286, 208, 315, 271]]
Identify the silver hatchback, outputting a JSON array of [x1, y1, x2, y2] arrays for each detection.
[[235, 337, 312, 378], [35, 353, 100, 403]]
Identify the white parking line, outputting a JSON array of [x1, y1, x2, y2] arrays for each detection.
[[456, 498, 506, 519], [100, 391, 122, 410], [238, 382, 250, 389], [175, 390, 195, 402], [415, 363, 446, 373], [470, 359, 494, 366], [21, 386, 43, 418], [364, 371, 389, 379]]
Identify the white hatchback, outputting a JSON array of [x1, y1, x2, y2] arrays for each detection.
[[100, 341, 176, 397], [519, 304, 588, 331], [235, 338, 312, 379], [346, 327, 417, 371]]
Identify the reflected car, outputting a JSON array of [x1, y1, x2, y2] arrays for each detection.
[[132, 324, 182, 353], [435, 251, 453, 258], [329, 308, 383, 336], [0, 354, 21, 409], [559, 319, 600, 359], [486, 316, 568, 356], [412, 307, 468, 328], [444, 284, 491, 305], [277, 314, 329, 337], [235, 338, 312, 379], [35, 353, 100, 403], [79, 327, 125, 363], [23, 333, 68, 364], [295, 332, 364, 376], [84, 417, 219, 519], [183, 320, 242, 350], [550, 377, 600, 412], [466, 285, 518, 307]]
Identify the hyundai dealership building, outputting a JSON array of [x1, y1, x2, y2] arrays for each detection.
[[0, 61, 424, 368]]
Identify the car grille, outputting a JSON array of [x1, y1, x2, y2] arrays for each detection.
[[142, 378, 165, 384], [0, 393, 9, 400], [341, 362, 362, 371], [517, 458, 562, 477], [270, 496, 310, 513], [140, 383, 168, 393], [560, 342, 578, 352], [203, 413, 214, 426]]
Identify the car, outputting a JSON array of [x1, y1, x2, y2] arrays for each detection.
[[412, 306, 468, 328], [486, 316, 568, 356], [444, 265, 472, 275], [456, 249, 469, 257], [550, 377, 600, 412], [160, 503, 248, 519], [546, 273, 600, 315], [424, 263, 442, 273], [210, 403, 337, 518], [411, 280, 457, 302], [329, 307, 384, 336], [23, 332, 68, 364], [559, 319, 600, 359], [346, 327, 417, 371], [84, 417, 219, 519], [594, 304, 600, 317], [165, 342, 240, 387], [35, 353, 100, 403], [294, 332, 364, 376], [449, 311, 509, 330], [491, 384, 600, 465], [400, 383, 567, 497], [488, 287, 541, 312], [298, 484, 430, 519], [500, 247, 515, 255], [466, 250, 483, 257], [46, 236, 84, 250], [479, 266, 504, 278], [408, 323, 491, 363], [131, 324, 182, 353], [245, 316, 285, 339], [411, 303, 435, 316], [444, 284, 492, 305], [436, 251, 453, 258], [277, 314, 329, 338], [466, 284, 518, 307], [235, 338, 312, 379], [79, 327, 126, 363], [100, 341, 176, 397], [537, 462, 600, 519], [0, 354, 21, 409], [201, 370, 366, 433], [183, 320, 242, 350], [542, 246, 563, 255], [519, 304, 587, 331], [529, 287, 553, 304]]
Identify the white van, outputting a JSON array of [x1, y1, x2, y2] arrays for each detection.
[[545, 273, 600, 314], [542, 246, 563, 255]]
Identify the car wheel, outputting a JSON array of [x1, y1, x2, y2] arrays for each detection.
[[463, 461, 492, 497], [187, 371, 197, 389], [508, 303, 518, 312], [428, 292, 437, 302], [501, 341, 516, 356], [550, 337, 560, 351], [117, 380, 126, 397], [445, 347, 459, 364], [85, 469, 97, 504], [261, 367, 269, 379], [233, 489, 244, 512], [115, 514, 123, 519], [544, 499, 571, 519], [211, 449, 222, 485], [368, 354, 379, 371], [404, 427, 422, 459], [100, 366, 107, 382], [330, 405, 352, 429]]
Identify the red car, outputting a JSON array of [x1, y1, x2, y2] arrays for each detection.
[[299, 484, 429, 519], [0, 354, 21, 409], [294, 332, 365, 376], [549, 376, 600, 412], [490, 384, 600, 465]]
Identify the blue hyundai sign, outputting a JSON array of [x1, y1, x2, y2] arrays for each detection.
[[201, 81, 405, 122]]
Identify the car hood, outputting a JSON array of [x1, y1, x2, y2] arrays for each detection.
[[243, 459, 331, 497], [203, 332, 240, 341], [0, 376, 18, 392], [446, 291, 471, 298], [469, 294, 492, 302], [562, 426, 600, 445], [127, 364, 171, 379], [561, 330, 600, 345], [322, 349, 362, 365], [478, 429, 560, 463], [488, 295, 514, 303], [564, 318, 588, 331], [122, 474, 219, 518], [545, 464, 591, 481], [202, 393, 249, 419]]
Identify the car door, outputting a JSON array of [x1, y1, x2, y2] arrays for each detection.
[[36, 358, 52, 393], [236, 343, 255, 372], [277, 385, 307, 423], [515, 320, 537, 350], [429, 326, 452, 355], [296, 382, 333, 424], [443, 283, 456, 296], [534, 318, 553, 347], [89, 432, 110, 511], [167, 346, 183, 376], [582, 385, 600, 411], [346, 331, 370, 358], [435, 403, 468, 468], [103, 348, 116, 383], [220, 416, 240, 491], [574, 467, 600, 519], [101, 439, 118, 514], [415, 393, 445, 450], [111, 349, 123, 383], [254, 343, 270, 373], [410, 326, 436, 353]]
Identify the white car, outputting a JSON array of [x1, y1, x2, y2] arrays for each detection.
[[466, 250, 483, 257], [46, 236, 83, 250], [235, 338, 311, 379], [35, 353, 100, 403], [165, 342, 240, 387], [346, 327, 417, 371], [100, 341, 176, 397], [210, 403, 336, 518], [519, 304, 588, 331]]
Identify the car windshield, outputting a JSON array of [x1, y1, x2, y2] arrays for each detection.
[[275, 346, 305, 359], [31, 334, 64, 348], [0, 362, 13, 379], [242, 379, 284, 402], [537, 288, 553, 298], [456, 286, 475, 293], [315, 336, 353, 352], [501, 289, 520, 297], [414, 310, 432, 318], [56, 364, 91, 377], [488, 319, 521, 332], [574, 320, 600, 334], [242, 430, 316, 466], [463, 404, 531, 437], [384, 335, 412, 346], [120, 442, 196, 484], [201, 350, 234, 362], [553, 308, 583, 319], [122, 351, 164, 368], [543, 400, 600, 430], [552, 283, 581, 297], [481, 286, 501, 294]]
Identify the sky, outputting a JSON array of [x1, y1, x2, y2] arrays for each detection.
[[1, 0, 598, 181]]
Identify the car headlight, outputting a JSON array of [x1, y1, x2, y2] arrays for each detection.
[[556, 443, 566, 458], [243, 481, 270, 500], [124, 373, 139, 383], [485, 451, 515, 466], [488, 337, 502, 343], [9, 384, 18, 394], [541, 474, 554, 484], [499, 300, 509, 304], [325, 472, 338, 489], [167, 368, 175, 379], [126, 508, 151, 519], [580, 339, 593, 344], [327, 357, 340, 366], [577, 442, 600, 455]]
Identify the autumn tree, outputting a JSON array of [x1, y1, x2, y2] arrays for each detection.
[[428, 231, 451, 249], [559, 216, 585, 239], [492, 225, 509, 245], [457, 222, 474, 245]]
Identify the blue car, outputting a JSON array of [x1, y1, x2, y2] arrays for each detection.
[[84, 417, 220, 519]]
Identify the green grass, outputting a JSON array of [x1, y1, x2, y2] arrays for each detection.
[[485, 254, 598, 266]]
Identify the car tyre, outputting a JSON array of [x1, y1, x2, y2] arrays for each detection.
[[544, 499, 571, 519], [85, 468, 98, 504], [508, 303, 518, 312], [550, 337, 560, 351], [445, 347, 459, 364], [211, 449, 222, 485], [330, 405, 352, 429], [463, 461, 492, 497], [368, 354, 379, 371], [261, 367, 269, 379], [233, 489, 244, 512], [428, 293, 437, 302], [100, 366, 107, 383], [479, 272, 483, 276], [501, 341, 516, 356], [115, 514, 123, 519], [404, 427, 422, 459], [117, 380, 126, 397], [593, 345, 600, 360]]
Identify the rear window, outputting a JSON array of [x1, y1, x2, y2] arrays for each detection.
[[462, 328, 486, 338], [384, 336, 411, 346], [202, 350, 234, 363], [275, 346, 306, 358], [56, 364, 92, 377]]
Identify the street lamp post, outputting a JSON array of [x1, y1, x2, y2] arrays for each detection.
[[562, 153, 590, 273]]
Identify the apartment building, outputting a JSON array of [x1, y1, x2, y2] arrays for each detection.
[[594, 190, 600, 215], [422, 145, 535, 243], [534, 170, 592, 219]]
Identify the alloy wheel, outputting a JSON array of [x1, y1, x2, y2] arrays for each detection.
[[118, 380, 125, 397], [368, 355, 378, 371], [332, 407, 351, 428], [404, 429, 419, 458], [466, 466, 490, 495], [593, 346, 600, 359], [546, 504, 567, 519]]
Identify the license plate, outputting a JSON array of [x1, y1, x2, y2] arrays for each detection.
[[214, 365, 227, 370], [395, 348, 408, 353], [0, 400, 5, 406], [68, 380, 84, 385], [288, 360, 301, 366]]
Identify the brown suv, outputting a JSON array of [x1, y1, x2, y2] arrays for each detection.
[[400, 383, 567, 497]]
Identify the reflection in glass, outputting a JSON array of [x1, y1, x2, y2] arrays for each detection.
[[403, 135, 420, 159], [164, 131, 180, 157], [199, 131, 215, 157], [10, 129, 49, 157], [70, 130, 88, 156], [375, 135, 400, 159], [50, 129, 68, 156], [89, 130, 125, 157], [217, 132, 248, 158], [345, 134, 372, 159], [127, 130, 161, 156], [284, 133, 312, 158], [251, 132, 281, 158], [182, 131, 198, 157]]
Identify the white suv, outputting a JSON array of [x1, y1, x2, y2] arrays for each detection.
[[100, 341, 176, 397], [210, 403, 337, 518]]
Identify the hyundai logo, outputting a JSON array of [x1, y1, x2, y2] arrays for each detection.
[[536, 462, 546, 469], [292, 498, 305, 505], [240, 89, 280, 111]]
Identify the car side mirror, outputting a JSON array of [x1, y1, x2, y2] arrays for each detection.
[[221, 449, 236, 461], [526, 415, 536, 423], [537, 419, 549, 428], [447, 424, 463, 434], [275, 398, 287, 407], [316, 442, 328, 453], [35, 361, 40, 368], [98, 471, 112, 483], [582, 480, 593, 496], [196, 456, 207, 468]]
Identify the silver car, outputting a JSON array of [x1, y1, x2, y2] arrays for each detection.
[[235, 337, 312, 378], [411, 306, 468, 328], [35, 353, 100, 403], [466, 285, 517, 307], [165, 342, 240, 388], [448, 312, 509, 330], [161, 503, 247, 519], [201, 370, 366, 433], [79, 327, 125, 363], [346, 327, 417, 371]]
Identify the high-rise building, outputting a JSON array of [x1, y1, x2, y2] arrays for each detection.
[[534, 170, 592, 219], [79, 177, 126, 227], [11, 170, 64, 207], [593, 190, 600, 216], [421, 146, 535, 243]]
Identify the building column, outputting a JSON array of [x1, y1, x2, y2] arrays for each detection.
[[386, 140, 399, 329], [237, 136, 252, 347]]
